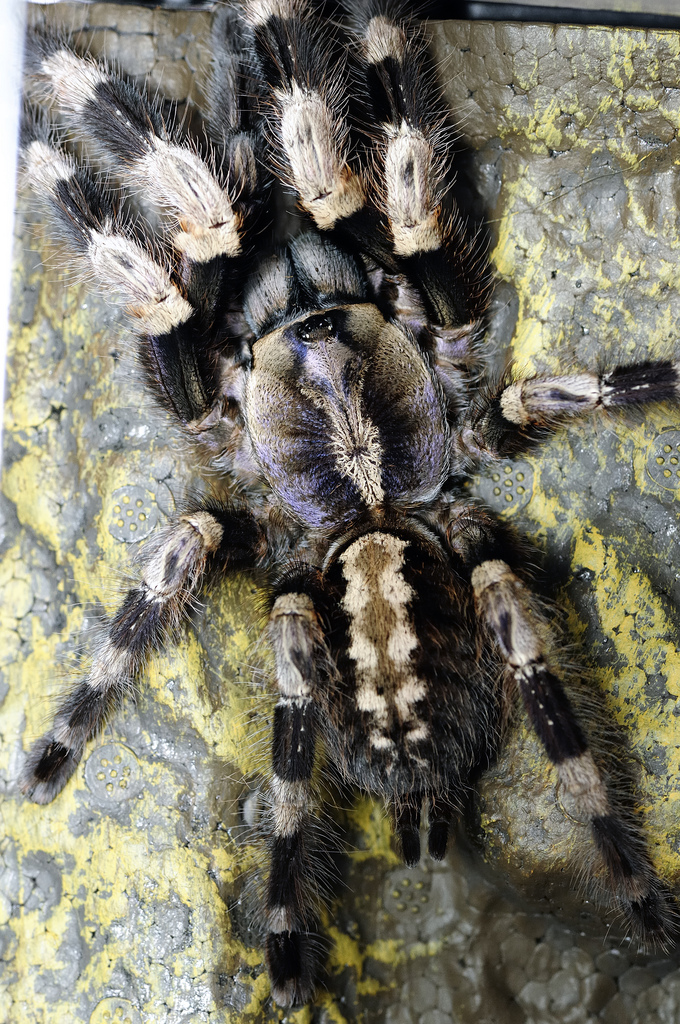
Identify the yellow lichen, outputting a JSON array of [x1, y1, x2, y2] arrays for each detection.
[[5, 13, 680, 1024]]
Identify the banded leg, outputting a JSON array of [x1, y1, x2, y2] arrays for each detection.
[[265, 577, 329, 1006], [24, 32, 261, 427], [471, 557, 677, 942], [242, 0, 366, 233], [462, 362, 680, 462], [21, 128, 221, 425], [346, 0, 490, 331], [26, 33, 249, 270], [21, 505, 266, 804]]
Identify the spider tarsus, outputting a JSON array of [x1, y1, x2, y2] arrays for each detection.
[[20, 737, 80, 805], [627, 882, 680, 948], [399, 829, 421, 867], [427, 821, 449, 861], [591, 813, 679, 943], [265, 930, 317, 1008]]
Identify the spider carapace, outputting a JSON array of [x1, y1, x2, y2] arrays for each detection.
[[19, 0, 680, 1005]]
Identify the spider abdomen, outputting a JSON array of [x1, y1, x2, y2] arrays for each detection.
[[321, 529, 501, 803]]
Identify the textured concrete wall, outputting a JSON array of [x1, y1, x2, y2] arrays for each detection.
[[3, 5, 680, 1024]]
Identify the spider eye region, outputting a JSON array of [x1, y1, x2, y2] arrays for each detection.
[[294, 312, 336, 344], [245, 304, 450, 528]]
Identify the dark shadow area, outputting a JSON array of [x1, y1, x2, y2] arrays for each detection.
[[74, 0, 680, 31]]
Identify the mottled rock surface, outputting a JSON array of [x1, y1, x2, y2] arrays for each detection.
[[2, 5, 680, 1023]]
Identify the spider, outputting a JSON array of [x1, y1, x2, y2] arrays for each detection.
[[18, 0, 679, 1007]]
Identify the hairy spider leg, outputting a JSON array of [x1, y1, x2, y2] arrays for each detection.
[[471, 556, 678, 943], [264, 570, 333, 1006], [243, 0, 366, 234], [345, 0, 490, 330], [205, 5, 268, 213], [20, 506, 266, 804], [439, 501, 679, 943], [24, 27, 265, 428], [460, 362, 680, 463]]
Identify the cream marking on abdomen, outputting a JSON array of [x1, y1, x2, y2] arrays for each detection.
[[340, 533, 428, 752]]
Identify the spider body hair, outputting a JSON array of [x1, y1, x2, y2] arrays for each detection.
[[19, 0, 680, 1006]]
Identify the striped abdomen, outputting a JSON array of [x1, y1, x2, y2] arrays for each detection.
[[321, 530, 501, 798]]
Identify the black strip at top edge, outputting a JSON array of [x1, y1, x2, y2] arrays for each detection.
[[28, 1, 680, 32], [434, 2, 680, 30]]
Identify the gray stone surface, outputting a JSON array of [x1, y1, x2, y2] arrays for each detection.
[[3, 4, 680, 1023]]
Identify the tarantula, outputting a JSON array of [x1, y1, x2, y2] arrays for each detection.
[[19, 0, 679, 1006]]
